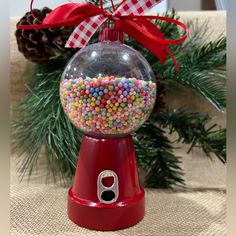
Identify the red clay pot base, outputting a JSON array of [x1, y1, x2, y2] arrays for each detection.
[[67, 135, 145, 230]]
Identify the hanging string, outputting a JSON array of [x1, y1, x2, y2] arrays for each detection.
[[30, 0, 78, 23], [114, 0, 126, 11], [67, 0, 80, 7], [110, 0, 115, 11], [30, 0, 42, 23], [100, 0, 104, 10]]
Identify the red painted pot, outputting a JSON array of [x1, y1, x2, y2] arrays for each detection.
[[67, 135, 145, 230]]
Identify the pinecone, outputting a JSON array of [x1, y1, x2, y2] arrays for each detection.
[[15, 7, 74, 63]]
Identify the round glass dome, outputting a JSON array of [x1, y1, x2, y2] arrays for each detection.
[[60, 31, 157, 137]]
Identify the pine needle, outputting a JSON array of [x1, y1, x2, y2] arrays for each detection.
[[154, 109, 226, 164]]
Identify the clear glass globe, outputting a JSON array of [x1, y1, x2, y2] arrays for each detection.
[[60, 38, 157, 137]]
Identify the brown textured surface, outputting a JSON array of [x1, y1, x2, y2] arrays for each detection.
[[10, 11, 226, 236], [10, 16, 32, 118], [10, 184, 225, 236]]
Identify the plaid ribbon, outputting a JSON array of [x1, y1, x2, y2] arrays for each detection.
[[66, 0, 162, 48], [66, 15, 107, 48]]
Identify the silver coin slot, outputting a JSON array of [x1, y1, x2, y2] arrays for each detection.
[[97, 170, 119, 204]]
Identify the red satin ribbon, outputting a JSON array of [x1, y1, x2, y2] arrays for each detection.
[[20, 1, 188, 71]]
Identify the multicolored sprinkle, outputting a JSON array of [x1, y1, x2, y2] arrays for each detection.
[[60, 76, 156, 136]]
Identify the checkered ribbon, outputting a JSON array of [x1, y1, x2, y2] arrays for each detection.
[[66, 0, 163, 48], [20, 0, 188, 70], [66, 15, 107, 48], [115, 0, 161, 16]]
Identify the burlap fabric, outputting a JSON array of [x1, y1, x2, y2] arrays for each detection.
[[10, 11, 226, 236], [10, 184, 225, 236]]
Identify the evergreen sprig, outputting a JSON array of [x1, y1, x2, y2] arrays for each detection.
[[157, 37, 226, 111], [163, 37, 226, 111], [12, 60, 80, 183], [153, 109, 226, 163], [134, 123, 184, 188]]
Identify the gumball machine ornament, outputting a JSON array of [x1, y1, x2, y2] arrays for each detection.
[[60, 27, 157, 230], [19, 0, 188, 231]]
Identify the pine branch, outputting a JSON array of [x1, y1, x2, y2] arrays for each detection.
[[153, 109, 226, 164], [204, 128, 226, 164], [159, 37, 226, 111], [12, 59, 80, 183], [169, 37, 226, 72], [176, 69, 225, 111], [134, 122, 184, 188]]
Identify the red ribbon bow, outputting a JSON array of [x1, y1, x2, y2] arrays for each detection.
[[20, 0, 188, 71]]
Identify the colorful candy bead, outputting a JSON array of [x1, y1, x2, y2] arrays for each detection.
[[60, 76, 156, 136]]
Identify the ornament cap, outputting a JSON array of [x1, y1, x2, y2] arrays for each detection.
[[99, 27, 124, 43]]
